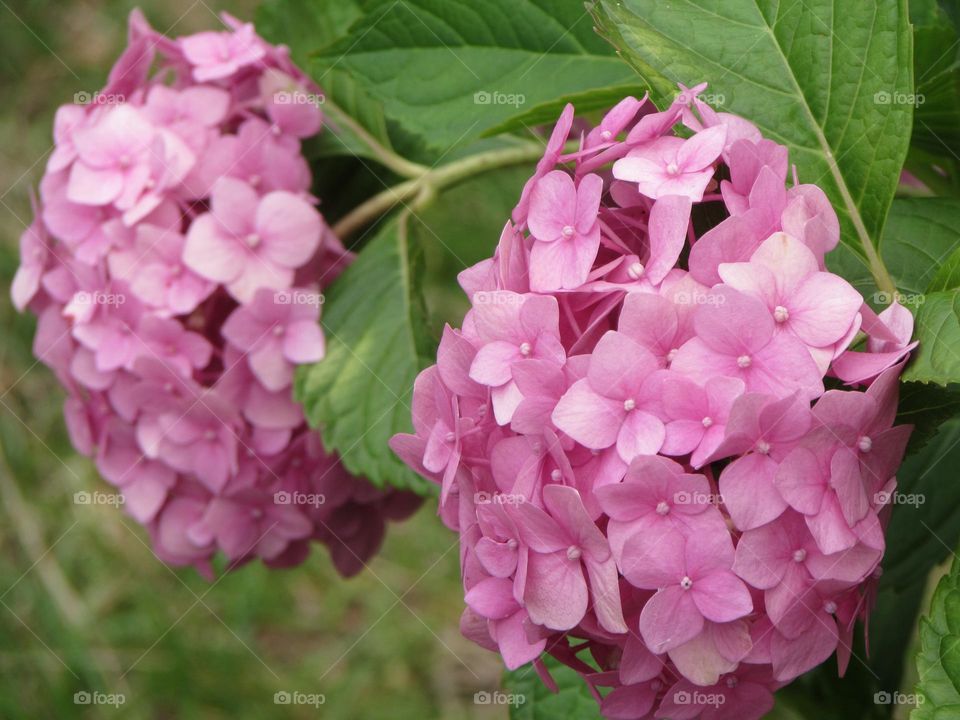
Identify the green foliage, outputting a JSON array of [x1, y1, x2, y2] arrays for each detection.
[[503, 656, 601, 720], [913, 551, 960, 718], [295, 215, 434, 494], [313, 0, 638, 159]]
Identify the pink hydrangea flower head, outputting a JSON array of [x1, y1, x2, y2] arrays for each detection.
[[13, 10, 420, 578], [392, 87, 914, 719]]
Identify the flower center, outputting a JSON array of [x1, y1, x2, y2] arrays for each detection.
[[163, 382, 174, 394], [774, 305, 790, 323], [507, 538, 518, 549], [550, 469, 562, 482], [666, 162, 680, 175], [519, 342, 532, 356], [204, 429, 216, 441], [666, 348, 678, 364], [655, 501, 670, 516], [726, 677, 739, 689], [245, 233, 261, 248], [737, 354, 752, 368], [680, 576, 693, 590], [623, 398, 636, 412], [701, 416, 713, 428], [250, 507, 264, 519], [628, 261, 645, 279], [561, 225, 575, 238], [248, 174, 261, 187], [792, 549, 807, 563], [273, 325, 285, 336], [566, 545, 582, 561], [600, 129, 613, 141], [823, 600, 838, 614], [755, 440, 771, 455], [858, 435, 872, 453], [444, 431, 456, 443]]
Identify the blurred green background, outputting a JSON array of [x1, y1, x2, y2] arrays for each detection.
[[0, 1, 506, 717]]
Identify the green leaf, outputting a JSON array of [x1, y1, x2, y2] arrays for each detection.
[[909, 0, 960, 168], [896, 381, 960, 454], [913, 552, 960, 718], [595, 0, 913, 290], [255, 0, 363, 66], [295, 215, 433, 494], [902, 291, 960, 385], [313, 0, 638, 158], [885, 198, 960, 295], [503, 656, 600, 720]]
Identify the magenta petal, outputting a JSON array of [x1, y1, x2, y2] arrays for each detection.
[[691, 571, 753, 622], [639, 586, 704, 653], [523, 551, 587, 631], [720, 454, 787, 531], [552, 379, 623, 449]]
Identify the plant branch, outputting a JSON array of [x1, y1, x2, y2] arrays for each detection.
[[332, 143, 548, 239]]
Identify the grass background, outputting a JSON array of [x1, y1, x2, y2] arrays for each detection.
[[0, 1, 507, 717]]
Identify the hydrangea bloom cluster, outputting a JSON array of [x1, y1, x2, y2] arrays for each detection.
[[392, 86, 915, 719], [12, 11, 420, 578]]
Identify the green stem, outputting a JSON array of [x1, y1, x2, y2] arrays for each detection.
[[326, 99, 430, 179], [332, 143, 548, 238]]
